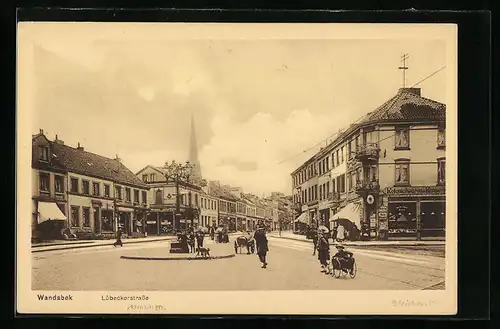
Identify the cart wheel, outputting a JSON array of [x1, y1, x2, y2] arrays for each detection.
[[332, 259, 342, 279], [349, 259, 357, 278]]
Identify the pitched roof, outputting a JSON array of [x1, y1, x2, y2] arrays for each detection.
[[314, 88, 445, 159], [208, 182, 237, 201], [50, 142, 148, 189], [358, 88, 445, 125]]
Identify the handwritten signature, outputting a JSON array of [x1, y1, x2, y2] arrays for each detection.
[[127, 304, 166, 311], [392, 299, 436, 307]]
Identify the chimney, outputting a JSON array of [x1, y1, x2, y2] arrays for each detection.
[[115, 154, 121, 162], [77, 142, 84, 151], [54, 134, 64, 145], [398, 87, 421, 96], [39, 129, 44, 135]]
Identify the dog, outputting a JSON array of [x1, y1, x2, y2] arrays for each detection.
[[196, 247, 211, 258]]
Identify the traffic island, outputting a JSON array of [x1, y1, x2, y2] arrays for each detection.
[[120, 240, 235, 261]]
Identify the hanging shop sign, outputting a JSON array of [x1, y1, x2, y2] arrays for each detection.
[[385, 186, 445, 196], [366, 194, 375, 205]]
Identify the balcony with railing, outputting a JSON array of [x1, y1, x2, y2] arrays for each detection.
[[354, 180, 380, 195], [355, 143, 380, 162], [328, 191, 341, 204]]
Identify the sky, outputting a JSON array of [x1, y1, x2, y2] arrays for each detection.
[[19, 23, 447, 196]]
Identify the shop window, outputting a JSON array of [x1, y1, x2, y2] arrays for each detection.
[[70, 206, 79, 227], [101, 210, 114, 231], [437, 127, 446, 149], [437, 158, 446, 185], [55, 175, 64, 194], [395, 160, 410, 186], [39, 173, 49, 193], [70, 177, 79, 193], [395, 126, 410, 150], [420, 202, 446, 230], [388, 202, 417, 235], [82, 207, 91, 227]]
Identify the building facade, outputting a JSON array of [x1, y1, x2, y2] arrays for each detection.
[[136, 165, 202, 235], [32, 131, 150, 240], [291, 87, 446, 240], [199, 189, 219, 228]]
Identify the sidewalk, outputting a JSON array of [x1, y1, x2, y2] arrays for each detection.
[[120, 240, 235, 261], [32, 233, 242, 253], [32, 236, 176, 253], [269, 231, 445, 246]]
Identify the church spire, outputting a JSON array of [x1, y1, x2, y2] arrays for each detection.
[[189, 113, 202, 182]]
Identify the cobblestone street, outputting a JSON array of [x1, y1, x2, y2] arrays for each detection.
[[32, 236, 445, 291]]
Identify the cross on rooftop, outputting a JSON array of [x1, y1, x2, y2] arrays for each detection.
[[398, 53, 409, 88]]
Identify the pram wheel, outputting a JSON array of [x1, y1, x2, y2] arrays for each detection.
[[331, 258, 342, 279], [349, 259, 357, 278]]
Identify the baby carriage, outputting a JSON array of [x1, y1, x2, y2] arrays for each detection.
[[328, 245, 357, 279]]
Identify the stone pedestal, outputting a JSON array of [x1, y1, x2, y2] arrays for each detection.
[[169, 241, 189, 253]]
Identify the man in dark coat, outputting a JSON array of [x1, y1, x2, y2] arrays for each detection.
[[113, 228, 123, 247], [196, 231, 204, 249], [254, 226, 269, 268], [311, 229, 319, 256]]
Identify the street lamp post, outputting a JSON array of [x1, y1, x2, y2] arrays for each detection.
[[163, 160, 195, 233]]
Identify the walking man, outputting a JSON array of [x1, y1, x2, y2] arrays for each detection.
[[254, 222, 269, 268], [312, 229, 319, 256], [196, 230, 204, 249], [113, 227, 123, 247]]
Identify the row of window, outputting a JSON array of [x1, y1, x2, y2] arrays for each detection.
[[294, 174, 347, 205], [237, 203, 247, 214], [39, 173, 65, 194], [294, 159, 446, 204], [70, 176, 147, 204], [219, 200, 236, 213], [142, 173, 157, 182], [200, 197, 217, 210], [292, 127, 446, 187]]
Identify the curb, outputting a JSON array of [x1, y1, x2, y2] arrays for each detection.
[[120, 254, 236, 261], [272, 235, 445, 247], [32, 241, 95, 248], [31, 237, 175, 253]]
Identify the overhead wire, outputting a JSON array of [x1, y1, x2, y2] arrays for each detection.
[[277, 65, 447, 166]]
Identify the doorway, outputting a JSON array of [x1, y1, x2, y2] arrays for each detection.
[[93, 207, 100, 234]]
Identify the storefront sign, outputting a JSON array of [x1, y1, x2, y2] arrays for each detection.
[[385, 186, 445, 196], [146, 221, 156, 224]]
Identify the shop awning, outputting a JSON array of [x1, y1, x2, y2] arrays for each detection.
[[38, 202, 67, 224], [294, 212, 309, 224], [332, 203, 361, 228]]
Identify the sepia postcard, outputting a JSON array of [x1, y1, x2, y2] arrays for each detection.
[[17, 22, 458, 315]]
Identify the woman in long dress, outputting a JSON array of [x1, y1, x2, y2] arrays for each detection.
[[317, 232, 330, 273], [336, 224, 346, 242]]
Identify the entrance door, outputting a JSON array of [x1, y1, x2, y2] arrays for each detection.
[[93, 207, 100, 234]]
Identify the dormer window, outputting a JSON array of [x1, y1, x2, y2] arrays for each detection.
[[39, 146, 49, 161]]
